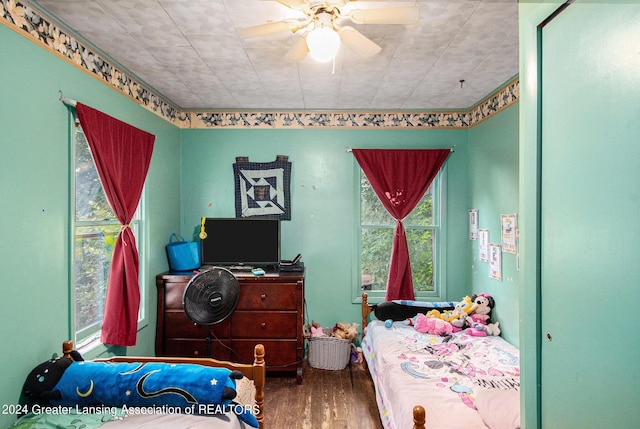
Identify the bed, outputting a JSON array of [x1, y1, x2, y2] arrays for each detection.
[[12, 341, 265, 429], [361, 293, 520, 429]]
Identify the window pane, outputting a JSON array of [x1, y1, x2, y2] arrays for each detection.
[[361, 227, 393, 291], [360, 174, 434, 226], [404, 187, 434, 226], [74, 130, 116, 222], [360, 175, 394, 226], [74, 224, 119, 333], [406, 228, 435, 291], [360, 227, 435, 293]]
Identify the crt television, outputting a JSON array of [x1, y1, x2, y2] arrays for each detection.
[[200, 218, 280, 267]]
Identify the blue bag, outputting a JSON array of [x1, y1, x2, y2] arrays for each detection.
[[166, 233, 201, 271]]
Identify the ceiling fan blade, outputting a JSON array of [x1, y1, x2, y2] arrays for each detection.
[[284, 35, 309, 62], [237, 20, 296, 39], [349, 6, 420, 25], [339, 26, 381, 58], [274, 0, 309, 10], [325, 0, 349, 6]]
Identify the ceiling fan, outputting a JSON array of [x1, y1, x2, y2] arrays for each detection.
[[237, 0, 419, 62]]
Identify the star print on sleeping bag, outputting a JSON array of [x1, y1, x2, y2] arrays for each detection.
[[49, 361, 258, 427]]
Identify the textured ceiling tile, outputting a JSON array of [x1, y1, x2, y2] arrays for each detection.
[[223, 0, 300, 29], [188, 33, 245, 60], [146, 45, 207, 68], [423, 1, 477, 26], [124, 19, 189, 48], [265, 92, 306, 110], [138, 69, 200, 103], [337, 81, 378, 110], [168, 64, 218, 84], [94, 0, 170, 24], [206, 54, 256, 81], [161, 0, 233, 35], [35, 0, 124, 32], [406, 71, 483, 110], [79, 30, 152, 67]]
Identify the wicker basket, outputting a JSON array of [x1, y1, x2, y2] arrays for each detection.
[[308, 329, 352, 370]]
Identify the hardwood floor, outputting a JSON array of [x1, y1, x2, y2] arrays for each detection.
[[263, 362, 383, 429]]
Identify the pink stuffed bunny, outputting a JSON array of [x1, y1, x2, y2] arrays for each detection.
[[413, 313, 453, 336]]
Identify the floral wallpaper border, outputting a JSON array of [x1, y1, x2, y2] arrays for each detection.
[[4, 0, 518, 130]]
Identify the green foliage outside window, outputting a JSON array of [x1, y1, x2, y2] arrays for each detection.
[[73, 128, 118, 337]]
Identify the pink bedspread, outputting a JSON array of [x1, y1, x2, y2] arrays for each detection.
[[362, 320, 520, 429]]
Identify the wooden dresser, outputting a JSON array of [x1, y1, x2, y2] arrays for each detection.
[[155, 270, 305, 383]]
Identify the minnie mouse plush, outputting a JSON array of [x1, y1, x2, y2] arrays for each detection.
[[465, 293, 501, 336]]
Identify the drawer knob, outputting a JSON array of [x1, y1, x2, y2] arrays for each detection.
[[261, 294, 267, 300], [261, 322, 267, 329]]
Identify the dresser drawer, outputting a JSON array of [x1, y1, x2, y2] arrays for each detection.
[[236, 283, 297, 310], [163, 281, 188, 310], [163, 338, 231, 360], [231, 311, 298, 338], [231, 339, 298, 368], [163, 310, 230, 338]]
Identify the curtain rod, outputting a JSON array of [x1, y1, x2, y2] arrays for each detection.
[[59, 90, 77, 107], [346, 147, 455, 153]]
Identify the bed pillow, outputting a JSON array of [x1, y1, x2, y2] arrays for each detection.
[[474, 389, 520, 429], [373, 300, 455, 321]]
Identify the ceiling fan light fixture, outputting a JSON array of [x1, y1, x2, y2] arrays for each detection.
[[306, 25, 340, 62]]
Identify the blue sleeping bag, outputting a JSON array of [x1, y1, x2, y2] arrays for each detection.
[[49, 361, 258, 427]]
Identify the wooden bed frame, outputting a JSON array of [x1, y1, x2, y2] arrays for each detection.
[[62, 341, 266, 429], [361, 293, 426, 429]]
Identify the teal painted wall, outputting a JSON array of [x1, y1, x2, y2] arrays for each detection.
[[0, 23, 181, 427], [179, 129, 472, 328], [468, 104, 520, 346]]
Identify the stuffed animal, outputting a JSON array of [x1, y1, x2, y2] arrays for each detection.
[[469, 293, 494, 323], [467, 321, 501, 337], [333, 322, 359, 342], [465, 293, 498, 336], [22, 346, 258, 427], [410, 313, 453, 336], [23, 349, 84, 406], [426, 309, 444, 319], [417, 296, 475, 330], [311, 326, 327, 337], [447, 296, 478, 332], [310, 320, 327, 337]]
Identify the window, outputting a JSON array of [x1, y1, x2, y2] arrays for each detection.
[[72, 124, 141, 346], [358, 168, 445, 300]]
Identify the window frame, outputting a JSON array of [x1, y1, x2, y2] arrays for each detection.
[[353, 164, 447, 304], [69, 115, 147, 350]]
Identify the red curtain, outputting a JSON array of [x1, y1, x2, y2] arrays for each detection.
[[76, 103, 155, 346], [352, 149, 451, 301]]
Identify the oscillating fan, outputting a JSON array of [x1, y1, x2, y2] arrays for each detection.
[[182, 267, 240, 354]]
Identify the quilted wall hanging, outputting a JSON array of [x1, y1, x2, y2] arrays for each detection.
[[233, 155, 291, 220]]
